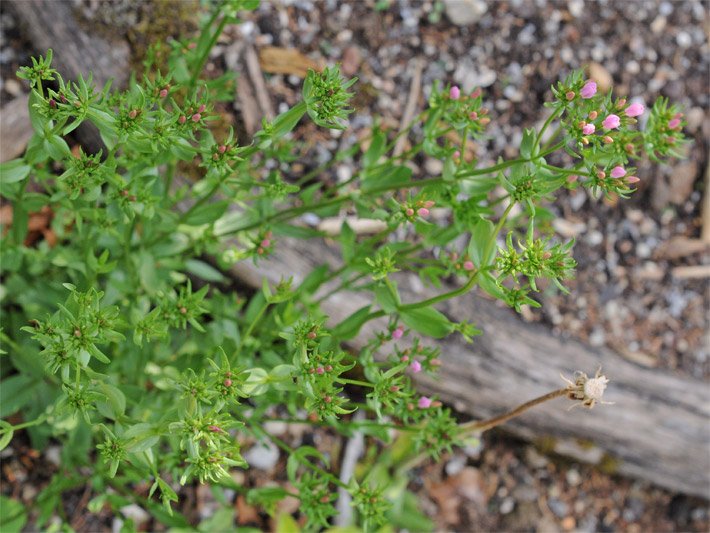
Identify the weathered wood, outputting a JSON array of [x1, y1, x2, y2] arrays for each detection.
[[7, 0, 130, 153], [8, 0, 709, 498], [230, 237, 710, 498], [0, 95, 31, 163]]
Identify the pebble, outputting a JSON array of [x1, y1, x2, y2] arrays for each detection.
[[566, 468, 582, 486], [499, 497, 515, 514], [443, 0, 488, 26], [675, 31, 692, 48], [445, 454, 467, 476], [548, 497, 570, 518], [244, 439, 280, 470]]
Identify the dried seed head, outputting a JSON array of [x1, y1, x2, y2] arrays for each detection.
[[561, 368, 612, 409]]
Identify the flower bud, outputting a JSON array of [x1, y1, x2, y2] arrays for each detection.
[[463, 260, 475, 271], [567, 174, 579, 183], [128, 109, 138, 119], [582, 124, 595, 135], [411, 360, 422, 373], [179, 306, 187, 314], [261, 239, 270, 248], [417, 207, 430, 217], [316, 367, 325, 375], [418, 396, 432, 409], [218, 144, 227, 153], [616, 98, 626, 108], [449, 86, 460, 100], [192, 113, 202, 122], [596, 170, 606, 179], [627, 175, 640, 184], [588, 110, 598, 120], [603, 135, 614, 144], [405, 208, 414, 217], [392, 326, 404, 340], [610, 166, 626, 178], [602, 114, 621, 129], [423, 200, 435, 209], [159, 88, 168, 98], [580, 80, 597, 99], [223, 378, 232, 387], [625, 102, 644, 117], [469, 111, 478, 120], [566, 91, 576, 101], [400, 355, 410, 363], [668, 118, 681, 129], [178, 115, 186, 124], [479, 117, 491, 126], [471, 88, 482, 98]]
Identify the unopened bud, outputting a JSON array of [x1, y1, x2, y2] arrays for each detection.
[[179, 306, 187, 314], [316, 367, 324, 375], [603, 135, 614, 144], [178, 115, 186, 124], [307, 331, 317, 339], [616, 98, 626, 108], [198, 104, 206, 113], [596, 170, 606, 179], [479, 117, 490, 126], [128, 109, 138, 119], [588, 110, 598, 120], [566, 91, 576, 101], [261, 239, 270, 248], [223, 379, 232, 387], [192, 113, 201, 122], [159, 88, 168, 98], [417, 207, 430, 217], [218, 144, 227, 153], [405, 208, 414, 217], [581, 137, 589, 145], [324, 395, 332, 403]]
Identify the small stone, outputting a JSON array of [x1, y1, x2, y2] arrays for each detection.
[[500, 497, 515, 514], [548, 498, 569, 518], [4, 78, 20, 96], [244, 440, 279, 470], [676, 31, 692, 48], [568, 0, 584, 18], [566, 468, 582, 486], [445, 455, 467, 476], [443, 0, 488, 26], [650, 16, 667, 34], [120, 504, 150, 526]]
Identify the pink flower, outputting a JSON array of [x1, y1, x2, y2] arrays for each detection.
[[463, 260, 475, 271], [191, 113, 202, 122], [418, 396, 432, 409], [453, 150, 461, 159], [567, 175, 579, 183], [627, 176, 640, 184], [602, 114, 621, 129], [316, 366, 324, 375], [417, 208, 430, 217], [159, 89, 168, 98], [625, 102, 644, 117], [610, 166, 626, 178], [580, 80, 597, 99], [582, 123, 595, 135], [449, 86, 460, 100], [668, 118, 681, 129], [392, 326, 404, 340], [411, 360, 422, 373]]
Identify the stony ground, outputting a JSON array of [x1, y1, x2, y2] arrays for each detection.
[[1, 0, 708, 531]]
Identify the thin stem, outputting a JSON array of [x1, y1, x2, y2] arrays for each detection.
[[459, 388, 568, 435], [188, 14, 227, 90], [536, 107, 562, 147], [336, 378, 374, 388]]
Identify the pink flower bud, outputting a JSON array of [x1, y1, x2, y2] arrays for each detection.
[[418, 396, 432, 409], [423, 200, 435, 209], [580, 80, 597, 99], [566, 91, 576, 101], [316, 366, 324, 375], [159, 89, 168, 98], [469, 111, 478, 120], [625, 102, 644, 117], [627, 176, 640, 184], [208, 425, 223, 433], [567, 174, 579, 183], [610, 166, 626, 178], [463, 260, 475, 271], [449, 86, 460, 100], [453, 150, 460, 159], [668, 118, 681, 129], [405, 208, 414, 217], [417, 208, 430, 217], [471, 88, 482, 98], [178, 115, 186, 124], [188, 42, 197, 50], [218, 145, 227, 153], [392, 326, 404, 340], [260, 239, 270, 248], [128, 109, 138, 119], [223, 378, 232, 387], [411, 360, 422, 373], [602, 114, 620, 129], [198, 104, 206, 113], [588, 110, 598, 120], [400, 355, 409, 363], [325, 364, 333, 372], [582, 123, 595, 135], [192, 113, 202, 122]]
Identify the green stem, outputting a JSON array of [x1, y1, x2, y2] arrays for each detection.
[[536, 107, 562, 147], [336, 378, 374, 388], [188, 13, 227, 90], [237, 301, 269, 352]]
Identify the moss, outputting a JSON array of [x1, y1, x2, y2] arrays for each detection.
[[73, 0, 200, 74], [598, 453, 621, 475]]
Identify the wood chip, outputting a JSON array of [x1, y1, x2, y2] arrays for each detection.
[[654, 236, 709, 260], [0, 95, 32, 163], [671, 264, 710, 279], [258, 46, 322, 78], [587, 62, 613, 92]]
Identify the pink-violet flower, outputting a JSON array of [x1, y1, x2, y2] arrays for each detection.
[[625, 102, 644, 117], [580, 80, 597, 99], [610, 166, 626, 178], [602, 114, 620, 129], [449, 86, 460, 100], [392, 326, 404, 340], [582, 123, 595, 135], [627, 176, 640, 184], [418, 396, 432, 409], [411, 360, 422, 373], [668, 118, 681, 129]]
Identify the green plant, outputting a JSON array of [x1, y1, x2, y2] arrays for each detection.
[[0, 1, 687, 530]]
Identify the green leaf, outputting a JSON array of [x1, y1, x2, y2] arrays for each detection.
[[362, 129, 386, 168], [520, 128, 538, 159], [0, 496, 27, 533], [182, 200, 229, 226], [362, 165, 412, 194], [331, 305, 372, 340], [0, 160, 31, 184], [340, 221, 355, 264], [185, 259, 226, 282], [374, 283, 400, 313], [468, 219, 495, 268], [0, 421, 14, 452], [400, 307, 453, 338], [0, 375, 38, 418]]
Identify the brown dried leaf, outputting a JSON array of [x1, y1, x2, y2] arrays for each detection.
[[258, 47, 322, 78]]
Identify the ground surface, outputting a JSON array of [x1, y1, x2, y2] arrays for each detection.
[[1, 0, 708, 531]]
